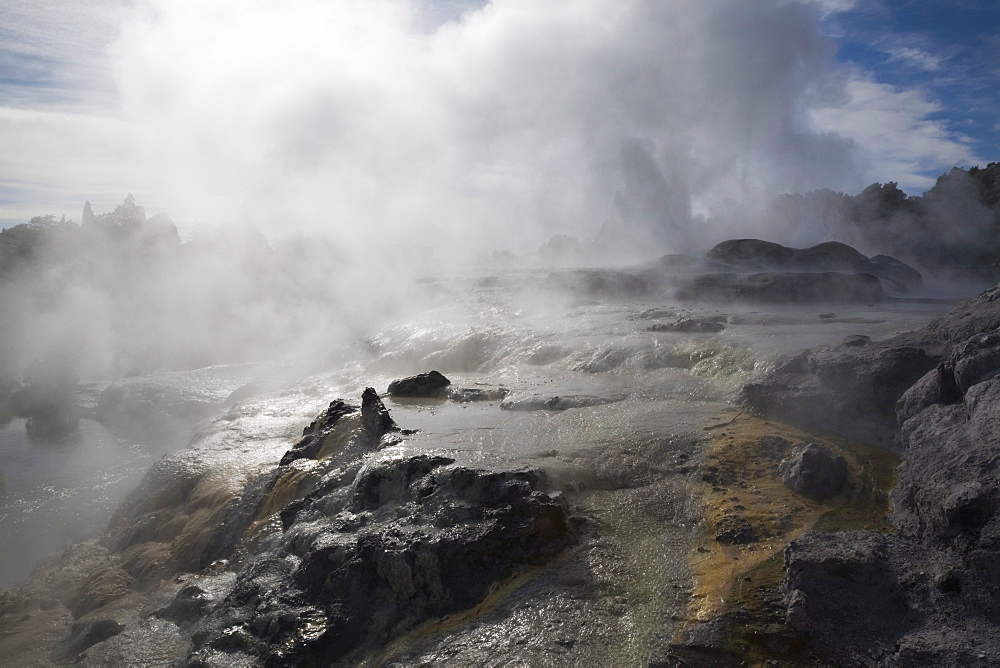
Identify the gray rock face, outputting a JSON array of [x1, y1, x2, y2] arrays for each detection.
[[182, 457, 574, 666], [783, 530, 915, 664], [675, 271, 885, 304], [703, 238, 923, 293], [778, 443, 847, 501], [744, 282, 1000, 450], [386, 370, 451, 398], [743, 342, 935, 449], [781, 282, 1000, 665]]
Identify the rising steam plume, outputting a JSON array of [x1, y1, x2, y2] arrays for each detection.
[[111, 0, 862, 256]]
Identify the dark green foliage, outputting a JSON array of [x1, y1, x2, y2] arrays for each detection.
[[777, 164, 1000, 268]]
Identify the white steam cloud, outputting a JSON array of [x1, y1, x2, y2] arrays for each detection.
[[108, 0, 862, 255]]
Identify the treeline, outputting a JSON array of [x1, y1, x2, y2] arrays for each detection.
[[766, 163, 1000, 268]]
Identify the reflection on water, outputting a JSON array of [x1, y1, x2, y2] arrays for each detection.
[[0, 419, 163, 590]]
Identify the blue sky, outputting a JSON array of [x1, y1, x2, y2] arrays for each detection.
[[820, 0, 1000, 186], [0, 0, 997, 235]]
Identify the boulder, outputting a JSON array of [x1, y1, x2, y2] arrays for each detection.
[[706, 239, 795, 268], [386, 371, 451, 399], [743, 342, 935, 448], [676, 272, 884, 304], [778, 443, 847, 501], [787, 241, 871, 272], [702, 239, 923, 294], [783, 530, 915, 664]]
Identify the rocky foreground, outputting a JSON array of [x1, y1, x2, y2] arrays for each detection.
[[757, 283, 1000, 665], [0, 241, 997, 666]]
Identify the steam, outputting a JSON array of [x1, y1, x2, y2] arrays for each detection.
[[111, 0, 861, 255], [1, 0, 986, 387]]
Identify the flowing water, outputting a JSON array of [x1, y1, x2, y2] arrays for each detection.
[[0, 267, 956, 651]]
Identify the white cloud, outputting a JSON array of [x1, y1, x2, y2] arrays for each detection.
[[0, 0, 983, 251], [884, 46, 945, 72], [809, 75, 977, 191]]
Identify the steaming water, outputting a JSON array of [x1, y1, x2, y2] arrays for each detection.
[[0, 269, 955, 594], [0, 419, 161, 589]]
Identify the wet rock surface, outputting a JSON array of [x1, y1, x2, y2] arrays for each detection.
[[779, 282, 1000, 665], [386, 370, 451, 398], [95, 363, 279, 443], [705, 239, 923, 293], [1, 388, 579, 666], [778, 442, 847, 501], [648, 317, 725, 333], [184, 456, 575, 666], [744, 282, 1000, 449], [499, 393, 625, 411]]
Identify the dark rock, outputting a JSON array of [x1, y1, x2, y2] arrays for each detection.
[[184, 457, 575, 666], [780, 283, 1000, 666], [841, 334, 870, 347], [280, 399, 356, 465], [706, 239, 794, 268], [676, 271, 884, 304], [787, 241, 872, 272], [359, 387, 398, 448], [783, 530, 914, 664], [64, 618, 125, 657], [870, 254, 924, 292], [778, 443, 847, 501], [703, 239, 923, 294], [743, 342, 935, 448], [386, 371, 451, 398], [715, 513, 757, 544]]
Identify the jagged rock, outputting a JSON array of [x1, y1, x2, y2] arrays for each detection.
[[359, 387, 399, 448], [280, 399, 356, 465], [743, 342, 935, 448], [386, 371, 451, 398], [183, 456, 575, 666], [778, 443, 847, 501], [745, 282, 1000, 449], [703, 239, 923, 293]]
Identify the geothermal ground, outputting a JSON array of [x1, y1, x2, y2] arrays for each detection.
[[1, 243, 997, 666]]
